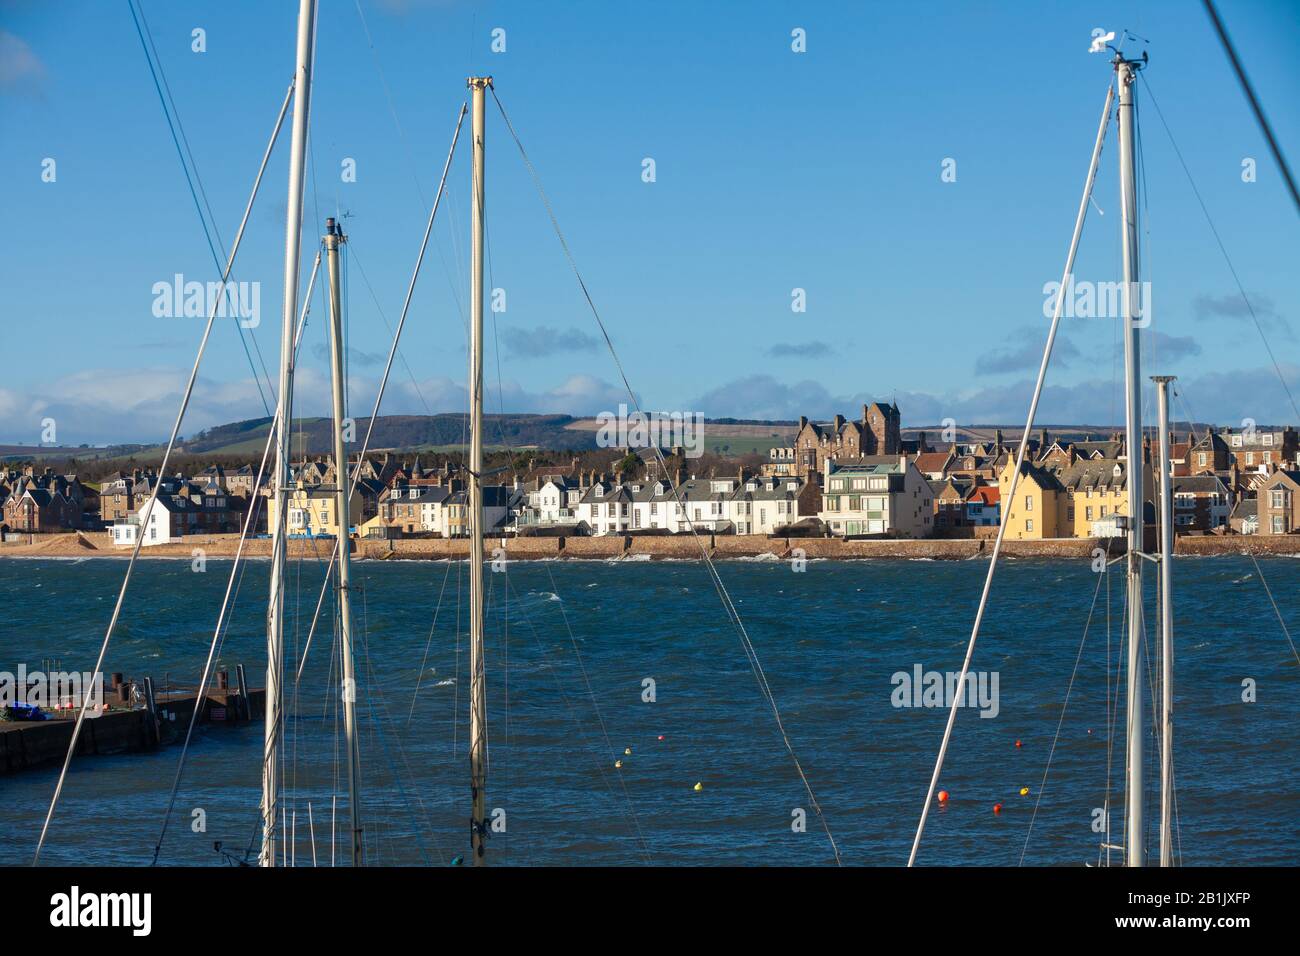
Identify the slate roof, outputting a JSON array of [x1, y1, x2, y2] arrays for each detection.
[[1172, 475, 1228, 495]]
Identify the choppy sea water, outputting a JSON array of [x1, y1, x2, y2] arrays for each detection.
[[1, 554, 1297, 867]]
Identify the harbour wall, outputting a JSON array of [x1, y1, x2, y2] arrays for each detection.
[[0, 686, 265, 775]]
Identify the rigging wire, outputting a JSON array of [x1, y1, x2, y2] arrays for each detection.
[[489, 85, 843, 865], [1019, 566, 1106, 864], [409, 560, 455, 722], [354, 585, 447, 864], [1172, 388, 1300, 668], [283, 103, 467, 707], [498, 573, 654, 863], [477, 187, 653, 860], [127, 0, 277, 414], [1202, 0, 1300, 215], [153, 252, 321, 862], [32, 62, 293, 864], [346, 103, 469, 488], [1138, 73, 1300, 424], [908, 79, 1116, 866]]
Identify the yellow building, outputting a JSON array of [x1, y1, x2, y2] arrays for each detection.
[[265, 481, 363, 538], [1057, 460, 1130, 537], [999, 455, 1137, 539], [998, 461, 1058, 539]]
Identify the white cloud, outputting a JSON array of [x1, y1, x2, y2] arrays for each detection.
[[1, 367, 631, 445], [691, 365, 1300, 429], [0, 32, 46, 94]]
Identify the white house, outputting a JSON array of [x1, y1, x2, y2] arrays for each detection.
[[818, 456, 932, 538], [577, 481, 633, 536], [518, 476, 585, 530], [727, 476, 805, 534], [574, 473, 812, 536], [415, 487, 454, 535], [673, 478, 733, 533], [110, 521, 139, 547], [135, 495, 188, 546]]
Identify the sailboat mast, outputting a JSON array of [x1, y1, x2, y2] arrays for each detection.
[[1153, 374, 1176, 866], [1116, 53, 1146, 869], [263, 0, 316, 868], [324, 217, 364, 866], [467, 75, 492, 866]]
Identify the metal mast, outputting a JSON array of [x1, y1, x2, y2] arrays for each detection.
[[1116, 52, 1147, 869], [263, 0, 316, 868], [1153, 374, 1176, 866], [467, 74, 492, 866], [324, 217, 363, 866]]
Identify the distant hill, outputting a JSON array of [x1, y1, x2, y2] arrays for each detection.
[[1, 415, 1223, 466], [181, 414, 601, 455]]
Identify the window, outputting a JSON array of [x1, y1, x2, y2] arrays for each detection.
[[1198, 452, 1207, 467], [1272, 491, 1286, 509], [1246, 453, 1255, 466], [1274, 516, 1285, 533], [1025, 519, 1033, 532], [1086, 507, 1094, 520], [1025, 496, 1033, 511], [1264, 434, 1275, 446]]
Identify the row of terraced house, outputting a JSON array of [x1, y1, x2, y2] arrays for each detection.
[[4, 414, 1299, 544]]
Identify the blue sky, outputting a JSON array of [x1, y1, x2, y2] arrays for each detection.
[[1, 0, 1297, 445]]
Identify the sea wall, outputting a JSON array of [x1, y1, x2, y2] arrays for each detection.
[[3, 531, 1298, 561], [1174, 535, 1300, 557]]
